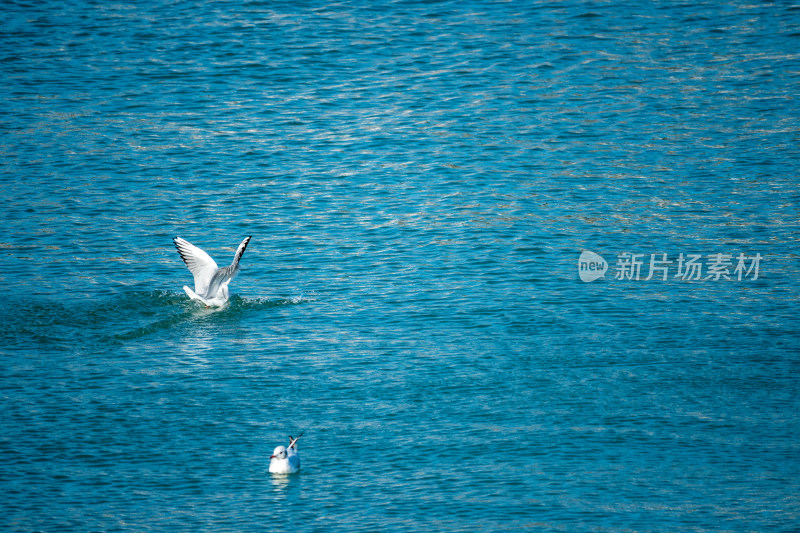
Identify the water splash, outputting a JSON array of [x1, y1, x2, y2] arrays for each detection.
[[0, 290, 311, 352]]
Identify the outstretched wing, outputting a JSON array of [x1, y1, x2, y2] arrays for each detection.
[[173, 237, 218, 296], [232, 236, 251, 267], [204, 236, 252, 298], [288, 432, 303, 450]]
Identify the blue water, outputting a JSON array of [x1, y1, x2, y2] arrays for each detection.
[[2, 1, 799, 531]]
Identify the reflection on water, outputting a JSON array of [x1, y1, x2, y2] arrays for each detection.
[[270, 474, 292, 491]]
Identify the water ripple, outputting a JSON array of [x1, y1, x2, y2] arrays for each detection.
[[2, 1, 799, 531]]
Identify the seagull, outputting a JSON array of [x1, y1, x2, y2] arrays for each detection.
[[173, 236, 252, 307], [269, 433, 302, 474]]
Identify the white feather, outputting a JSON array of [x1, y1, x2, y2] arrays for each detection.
[[173, 236, 251, 306]]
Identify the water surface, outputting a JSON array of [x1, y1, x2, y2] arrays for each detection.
[[2, 1, 799, 531]]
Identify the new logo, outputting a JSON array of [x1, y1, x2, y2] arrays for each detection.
[[578, 250, 608, 282]]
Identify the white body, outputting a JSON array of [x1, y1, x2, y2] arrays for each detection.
[[269, 435, 301, 474], [173, 236, 251, 307]]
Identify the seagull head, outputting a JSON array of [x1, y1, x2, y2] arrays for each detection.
[[270, 446, 287, 460]]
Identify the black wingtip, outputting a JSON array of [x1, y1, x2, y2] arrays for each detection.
[[172, 237, 191, 266], [288, 432, 303, 449], [235, 236, 251, 260]]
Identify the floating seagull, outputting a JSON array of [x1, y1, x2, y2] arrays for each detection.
[[269, 433, 302, 474], [173, 236, 251, 307]]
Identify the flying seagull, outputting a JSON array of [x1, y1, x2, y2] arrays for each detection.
[[269, 433, 303, 474], [173, 236, 251, 307]]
